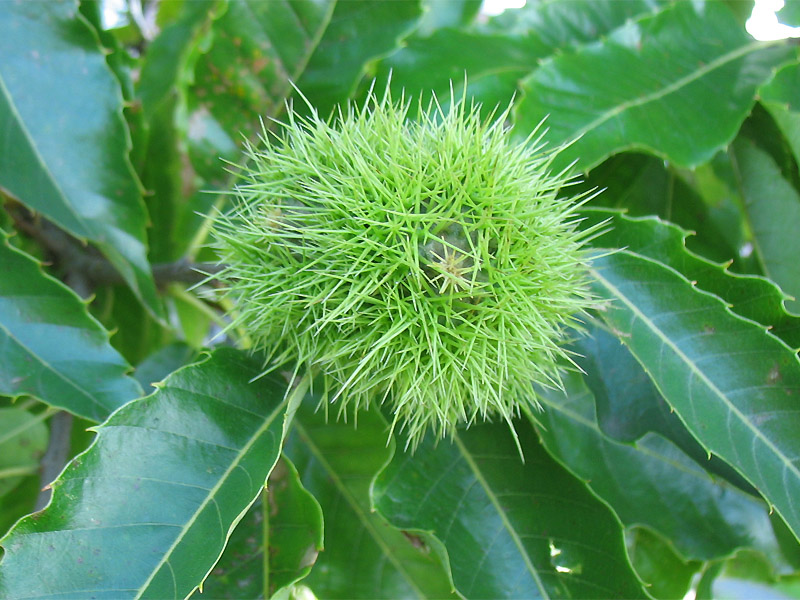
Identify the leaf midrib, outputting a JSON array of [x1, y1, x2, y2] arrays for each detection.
[[590, 252, 800, 492], [571, 38, 769, 141], [452, 433, 548, 599], [294, 420, 429, 599], [134, 389, 287, 599]]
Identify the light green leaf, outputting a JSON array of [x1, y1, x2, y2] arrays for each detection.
[[760, 61, 800, 168], [286, 400, 456, 599], [0, 1, 160, 317], [777, 1, 800, 27], [590, 250, 800, 543], [515, 1, 793, 171], [537, 369, 777, 561], [373, 419, 647, 599], [0, 237, 141, 422], [0, 408, 48, 498], [731, 138, 800, 314], [0, 348, 292, 600]]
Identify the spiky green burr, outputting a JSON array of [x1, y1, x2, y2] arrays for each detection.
[[212, 88, 599, 448]]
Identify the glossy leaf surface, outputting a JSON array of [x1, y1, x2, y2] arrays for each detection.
[[0, 238, 141, 422], [0, 1, 159, 315], [582, 209, 800, 349], [590, 250, 800, 542], [286, 401, 456, 599], [573, 325, 753, 492], [379, 0, 662, 118], [536, 370, 776, 561], [373, 420, 647, 599], [516, 1, 792, 171], [0, 349, 290, 600]]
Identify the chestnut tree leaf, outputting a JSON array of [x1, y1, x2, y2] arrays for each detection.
[[515, 1, 794, 171], [0, 348, 291, 600], [626, 528, 701, 600], [536, 369, 777, 561], [0, 0, 160, 317], [0, 237, 141, 422], [730, 138, 800, 314], [372, 419, 647, 599], [760, 61, 800, 168], [285, 399, 457, 600], [189, 0, 422, 145], [0, 408, 49, 499], [582, 209, 800, 349], [192, 456, 324, 599], [376, 0, 663, 118], [590, 250, 800, 543]]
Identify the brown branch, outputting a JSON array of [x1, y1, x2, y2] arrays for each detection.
[[35, 411, 73, 511], [6, 200, 223, 290]]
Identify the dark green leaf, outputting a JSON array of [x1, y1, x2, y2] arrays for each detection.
[[133, 342, 197, 394], [482, 0, 665, 47], [194, 456, 324, 599], [0, 408, 48, 498], [377, 29, 539, 117], [266, 456, 324, 596], [515, 1, 792, 171], [577, 153, 745, 265], [137, 0, 223, 121], [731, 138, 800, 313], [583, 209, 800, 349], [379, 0, 663, 119], [373, 419, 647, 599], [760, 61, 800, 170], [0, 475, 40, 542], [537, 369, 776, 561], [190, 0, 422, 144], [0, 348, 292, 599], [573, 324, 753, 491], [416, 0, 481, 36], [91, 283, 174, 367], [294, 0, 422, 116], [135, 0, 223, 261], [286, 401, 456, 599], [626, 528, 700, 600], [189, 494, 266, 600], [0, 1, 160, 317], [590, 250, 800, 543], [0, 238, 141, 422]]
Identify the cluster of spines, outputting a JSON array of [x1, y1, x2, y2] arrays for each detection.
[[213, 88, 599, 448]]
